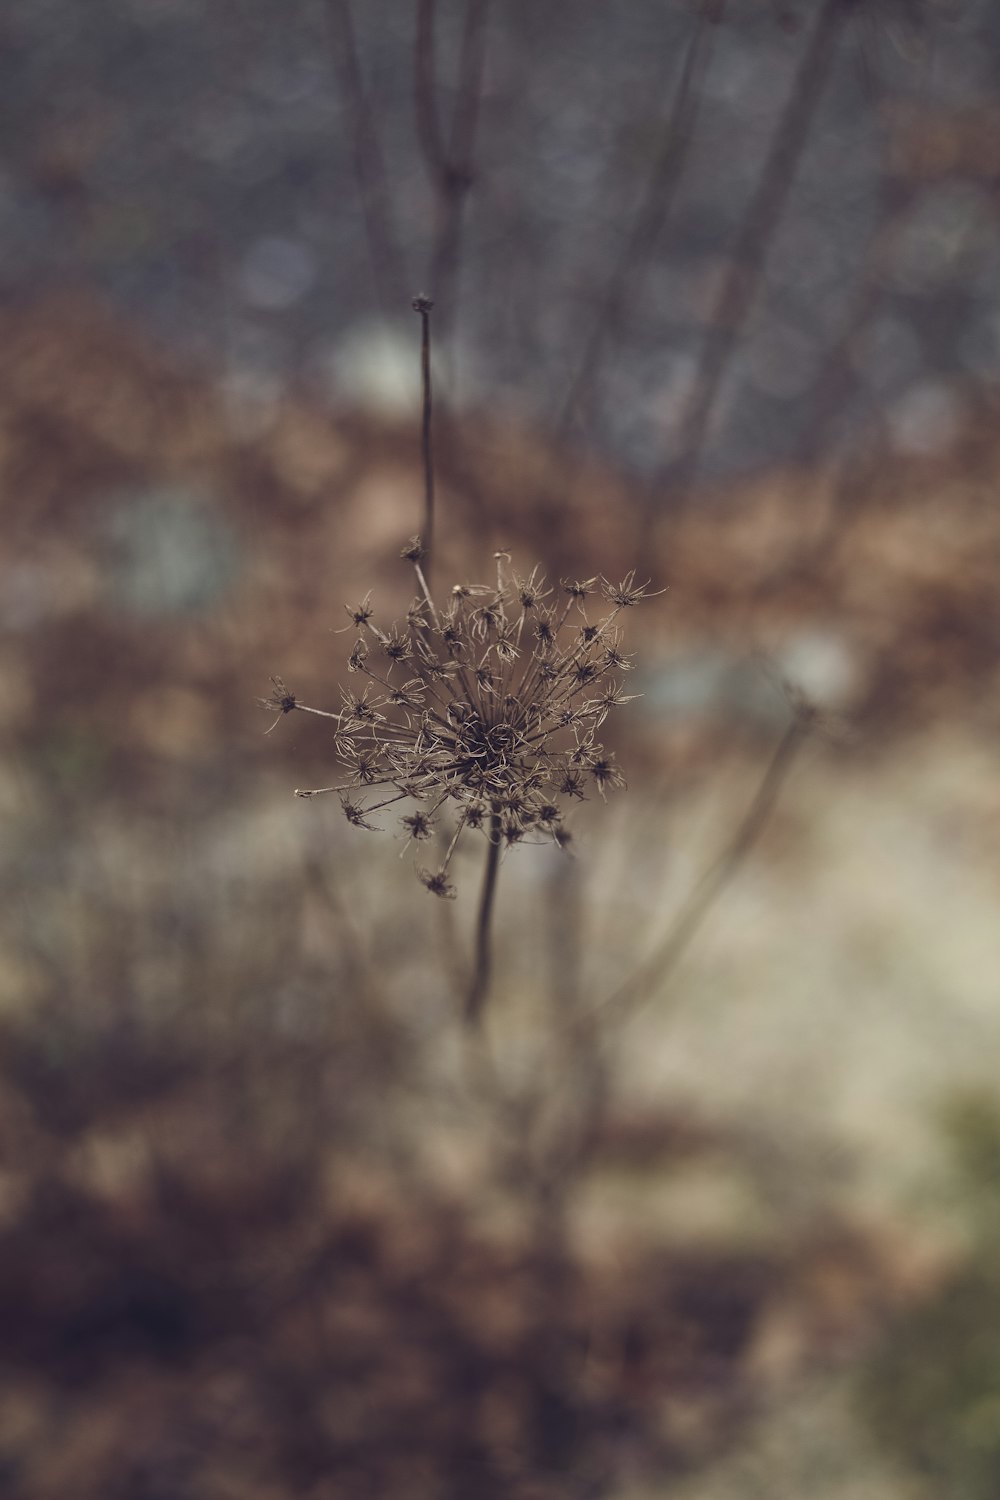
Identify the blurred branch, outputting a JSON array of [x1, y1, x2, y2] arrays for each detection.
[[545, 855, 584, 1020], [414, 0, 491, 342], [517, 703, 814, 1219], [412, 293, 437, 579], [654, 0, 852, 523], [557, 2, 719, 437], [589, 705, 815, 1028], [466, 813, 502, 1025], [414, 0, 453, 181], [794, 180, 919, 469], [325, 0, 409, 320]]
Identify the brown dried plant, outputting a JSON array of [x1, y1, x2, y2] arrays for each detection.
[[262, 298, 656, 1020]]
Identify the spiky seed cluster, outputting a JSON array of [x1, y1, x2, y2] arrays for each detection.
[[262, 549, 656, 896]]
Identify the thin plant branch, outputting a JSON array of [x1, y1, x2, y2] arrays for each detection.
[[653, 0, 851, 526], [414, 0, 491, 346], [447, 0, 491, 165], [466, 812, 502, 1025], [412, 293, 436, 584], [557, 2, 718, 437], [414, 0, 451, 181], [545, 855, 583, 1020], [793, 177, 919, 469], [517, 711, 812, 1206], [324, 0, 408, 320], [587, 705, 815, 1029]]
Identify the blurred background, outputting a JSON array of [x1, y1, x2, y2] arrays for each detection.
[[3, 2, 1000, 1496]]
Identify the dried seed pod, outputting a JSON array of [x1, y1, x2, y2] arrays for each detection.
[[270, 553, 653, 894]]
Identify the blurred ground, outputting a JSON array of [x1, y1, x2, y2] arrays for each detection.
[[4, 3, 1000, 1496], [1, 290, 998, 1498]]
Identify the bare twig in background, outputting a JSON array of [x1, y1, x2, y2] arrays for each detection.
[[557, 2, 720, 437], [738, 180, 921, 596], [793, 177, 919, 467], [300, 838, 400, 1044], [466, 812, 502, 1025], [414, 0, 491, 344], [545, 855, 584, 1020], [414, 0, 452, 181], [325, 0, 409, 319], [412, 293, 436, 579], [516, 703, 815, 1218], [591, 704, 815, 1027], [654, 0, 852, 526], [448, 2, 491, 163]]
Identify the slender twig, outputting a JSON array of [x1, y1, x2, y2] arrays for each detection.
[[524, 713, 812, 1197], [414, 0, 451, 182], [557, 2, 717, 436], [412, 294, 436, 583], [466, 813, 502, 1024], [746, 186, 922, 590], [585, 706, 815, 1029], [324, 0, 408, 319], [413, 0, 491, 345], [546, 856, 583, 1019], [447, 0, 491, 167], [793, 171, 918, 470], [652, 0, 850, 526]]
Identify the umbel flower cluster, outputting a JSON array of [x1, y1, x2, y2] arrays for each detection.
[[263, 544, 655, 897]]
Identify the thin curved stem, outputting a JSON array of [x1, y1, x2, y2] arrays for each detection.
[[652, 0, 850, 528], [324, 0, 407, 319], [557, 2, 716, 436], [584, 707, 814, 1030], [412, 295, 436, 587], [465, 813, 502, 1024]]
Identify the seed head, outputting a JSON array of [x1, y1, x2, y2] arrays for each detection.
[[259, 676, 298, 733], [591, 755, 626, 798], [278, 556, 654, 894], [420, 867, 456, 899], [515, 567, 550, 611], [601, 572, 664, 608], [377, 626, 412, 663], [603, 642, 633, 672], [344, 594, 375, 628], [340, 796, 379, 831], [558, 770, 587, 800], [535, 617, 556, 649]]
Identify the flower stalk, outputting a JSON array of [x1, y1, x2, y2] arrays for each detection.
[[261, 296, 659, 1020]]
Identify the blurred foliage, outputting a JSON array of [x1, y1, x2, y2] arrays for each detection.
[[2, 1, 1000, 1496], [0, 859, 889, 1500], [0, 271, 998, 1500], [858, 1093, 1000, 1500], [2, 0, 999, 479]]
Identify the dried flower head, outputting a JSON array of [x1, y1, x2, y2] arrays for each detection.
[[420, 867, 456, 900], [344, 594, 375, 629], [258, 676, 298, 733], [271, 555, 653, 895], [601, 572, 664, 609]]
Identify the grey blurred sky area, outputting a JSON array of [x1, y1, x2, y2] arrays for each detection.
[[1, 0, 998, 482]]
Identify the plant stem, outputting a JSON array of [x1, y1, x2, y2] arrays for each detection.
[[466, 813, 501, 1024], [412, 294, 436, 586], [589, 707, 813, 1027]]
